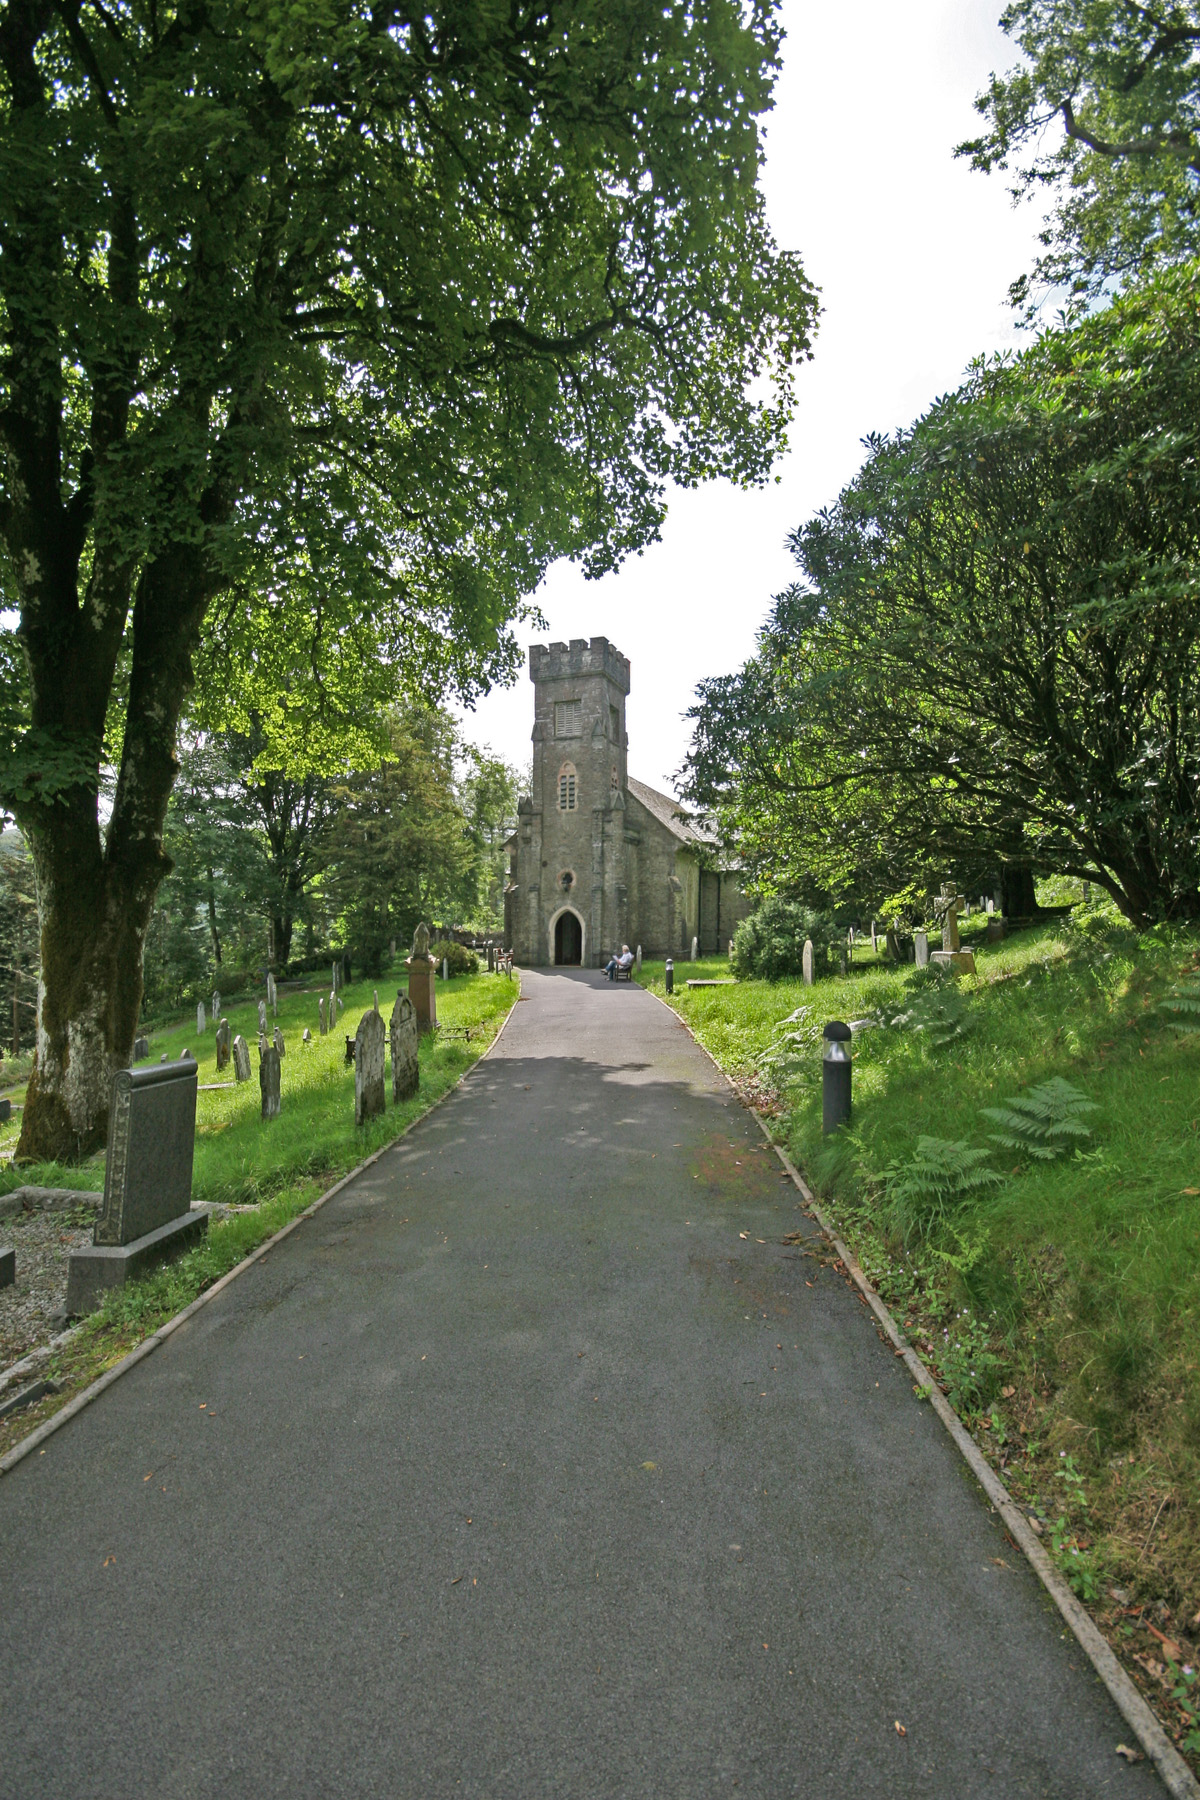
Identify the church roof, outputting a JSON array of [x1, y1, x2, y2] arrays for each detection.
[[625, 776, 719, 849]]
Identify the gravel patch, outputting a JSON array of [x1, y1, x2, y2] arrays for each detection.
[[0, 1195, 100, 1366]]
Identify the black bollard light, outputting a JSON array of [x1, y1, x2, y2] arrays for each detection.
[[665, 957, 674, 995], [822, 1021, 853, 1134]]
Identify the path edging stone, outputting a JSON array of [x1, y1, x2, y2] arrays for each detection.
[[0, 984, 521, 1481], [643, 980, 1199, 1800]]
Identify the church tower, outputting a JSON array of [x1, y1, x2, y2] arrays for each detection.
[[511, 637, 630, 966]]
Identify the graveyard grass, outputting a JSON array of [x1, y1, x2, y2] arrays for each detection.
[[643, 927, 1200, 1766], [0, 966, 518, 1459]]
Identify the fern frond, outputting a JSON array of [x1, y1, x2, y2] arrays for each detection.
[[1158, 979, 1200, 1033], [883, 1136, 1002, 1245], [980, 1077, 1097, 1161]]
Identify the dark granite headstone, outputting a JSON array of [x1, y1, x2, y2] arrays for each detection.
[[65, 1059, 207, 1314], [133, 1035, 150, 1063], [390, 995, 419, 1103], [354, 1009, 386, 1125], [260, 1043, 281, 1119], [0, 1097, 11, 1124]]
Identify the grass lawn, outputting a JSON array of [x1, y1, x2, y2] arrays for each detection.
[[643, 923, 1200, 1763], [0, 963, 518, 1458]]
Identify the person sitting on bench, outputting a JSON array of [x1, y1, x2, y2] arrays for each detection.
[[605, 944, 635, 981]]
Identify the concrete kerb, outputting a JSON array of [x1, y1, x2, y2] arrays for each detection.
[[641, 980, 1199, 1800], [0, 981, 522, 1482]]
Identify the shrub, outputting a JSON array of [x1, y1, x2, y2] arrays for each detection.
[[430, 940, 479, 977], [731, 896, 841, 981]]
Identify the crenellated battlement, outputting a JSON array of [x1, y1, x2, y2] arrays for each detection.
[[529, 636, 630, 695]]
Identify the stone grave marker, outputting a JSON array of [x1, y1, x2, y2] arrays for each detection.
[[180, 1047, 191, 1061], [258, 999, 268, 1035], [212, 990, 221, 1019], [197, 1000, 206, 1036], [330, 988, 340, 1022], [260, 1043, 281, 1120], [133, 1035, 149, 1062], [914, 929, 929, 968], [273, 1024, 285, 1058], [407, 921, 437, 1033], [302, 1027, 311, 1044], [870, 921, 877, 954], [267, 971, 277, 1013], [232, 1035, 251, 1082], [66, 1058, 208, 1314], [930, 883, 976, 975], [802, 939, 814, 986], [0, 1244, 14, 1289], [986, 896, 995, 915], [373, 988, 379, 1013], [390, 994, 419, 1103], [215, 1018, 231, 1071], [636, 945, 642, 973], [331, 960, 340, 993], [354, 1008, 386, 1125], [318, 996, 327, 1035], [691, 936, 699, 962]]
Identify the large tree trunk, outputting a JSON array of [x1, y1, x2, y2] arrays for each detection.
[[16, 551, 210, 1162]]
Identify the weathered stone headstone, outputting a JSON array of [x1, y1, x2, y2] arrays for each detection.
[[273, 1024, 285, 1058], [260, 1043, 281, 1120], [885, 927, 902, 961], [65, 1058, 207, 1314], [180, 1047, 191, 1061], [354, 1008, 386, 1125], [302, 1027, 311, 1043], [930, 884, 976, 974], [802, 939, 814, 986], [133, 1035, 149, 1062], [232, 1034, 251, 1082], [914, 930, 930, 968], [318, 996, 327, 1035], [373, 988, 379, 1014], [330, 988, 340, 1021], [197, 1001, 206, 1036], [267, 971, 277, 1013], [331, 960, 340, 993], [215, 1018, 231, 1071], [691, 936, 698, 962], [407, 921, 437, 1033], [441, 957, 449, 982], [985, 897, 995, 916], [390, 994, 419, 1103], [636, 945, 642, 973], [258, 998, 268, 1035], [212, 990, 221, 1019]]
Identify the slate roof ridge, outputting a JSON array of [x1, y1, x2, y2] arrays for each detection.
[[625, 775, 717, 845]]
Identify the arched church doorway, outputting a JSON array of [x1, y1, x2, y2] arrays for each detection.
[[554, 910, 583, 966]]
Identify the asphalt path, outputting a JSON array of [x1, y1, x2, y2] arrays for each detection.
[[0, 969, 1165, 1798]]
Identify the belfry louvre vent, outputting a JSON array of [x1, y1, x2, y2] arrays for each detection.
[[558, 763, 577, 811]]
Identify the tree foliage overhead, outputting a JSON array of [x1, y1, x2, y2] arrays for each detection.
[[684, 263, 1200, 928], [960, 0, 1200, 308]]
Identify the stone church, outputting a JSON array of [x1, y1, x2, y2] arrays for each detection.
[[503, 636, 751, 967]]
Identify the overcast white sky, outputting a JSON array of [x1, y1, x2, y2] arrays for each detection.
[[454, 0, 1046, 796]]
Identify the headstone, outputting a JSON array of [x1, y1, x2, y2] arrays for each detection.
[[0, 1098, 10, 1123], [212, 990, 220, 1019], [935, 883, 966, 952], [802, 939, 814, 986], [197, 1001, 206, 1035], [318, 997, 327, 1035], [914, 930, 929, 968], [259, 1043, 281, 1119], [870, 921, 877, 954], [884, 927, 901, 961], [215, 1018, 231, 1071], [390, 994, 419, 1103], [258, 999, 268, 1035], [133, 1035, 149, 1062], [442, 957, 449, 982], [965, 900, 971, 919], [690, 936, 698, 962], [65, 1058, 208, 1315], [354, 1008, 386, 1125], [232, 1035, 251, 1082], [636, 945, 642, 973], [302, 1027, 311, 1043], [408, 922, 437, 1032], [160, 1052, 168, 1063], [266, 971, 277, 1014], [273, 1024, 285, 1058], [330, 988, 340, 1021], [0, 1245, 13, 1289], [373, 988, 379, 1013], [986, 918, 1006, 943], [331, 960, 340, 993], [986, 897, 995, 916], [180, 1047, 191, 1061]]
